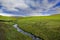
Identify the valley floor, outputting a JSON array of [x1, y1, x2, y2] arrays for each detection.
[[0, 15, 60, 40]]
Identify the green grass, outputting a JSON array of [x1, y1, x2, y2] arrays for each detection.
[[0, 16, 16, 20], [0, 15, 60, 40], [17, 15, 60, 40], [0, 16, 32, 40], [0, 22, 32, 40]]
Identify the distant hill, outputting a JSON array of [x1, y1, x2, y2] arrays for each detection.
[[51, 14, 60, 16]]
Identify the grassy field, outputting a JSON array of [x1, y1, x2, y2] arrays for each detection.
[[17, 15, 60, 40], [0, 15, 60, 40], [0, 16, 32, 40]]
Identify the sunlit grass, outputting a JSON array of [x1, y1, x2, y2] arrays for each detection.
[[17, 15, 60, 40], [0, 16, 32, 40], [0, 14, 60, 40]]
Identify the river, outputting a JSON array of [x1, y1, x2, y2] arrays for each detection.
[[13, 24, 43, 40]]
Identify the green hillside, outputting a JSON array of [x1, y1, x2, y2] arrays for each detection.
[[0, 14, 60, 40], [0, 16, 32, 40], [17, 15, 60, 40]]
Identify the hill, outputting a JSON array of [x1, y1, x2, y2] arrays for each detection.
[[0, 16, 32, 40], [51, 14, 60, 16], [17, 14, 60, 40], [0, 14, 60, 40]]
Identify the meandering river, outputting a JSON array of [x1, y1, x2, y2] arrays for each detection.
[[13, 24, 42, 40]]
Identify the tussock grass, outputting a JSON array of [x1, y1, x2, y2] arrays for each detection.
[[0, 16, 32, 40], [17, 15, 60, 40]]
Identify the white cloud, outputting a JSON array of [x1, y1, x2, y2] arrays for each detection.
[[0, 0, 60, 16], [0, 12, 24, 16], [2, 0, 60, 12], [1, 0, 29, 11], [25, 0, 60, 11], [0, 13, 14, 16], [29, 13, 50, 16]]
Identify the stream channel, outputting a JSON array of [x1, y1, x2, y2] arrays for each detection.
[[13, 24, 43, 40]]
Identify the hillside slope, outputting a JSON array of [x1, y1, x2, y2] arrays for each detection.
[[0, 16, 32, 40], [17, 15, 60, 40]]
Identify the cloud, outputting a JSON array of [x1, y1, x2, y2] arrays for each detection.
[[25, 0, 60, 11], [0, 0, 60, 16], [0, 12, 14, 16], [0, 12, 24, 16], [1, 0, 29, 11]]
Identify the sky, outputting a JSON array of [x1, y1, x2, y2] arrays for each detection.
[[0, 0, 60, 16]]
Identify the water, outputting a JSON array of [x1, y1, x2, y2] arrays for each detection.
[[13, 24, 42, 40]]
